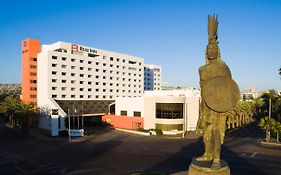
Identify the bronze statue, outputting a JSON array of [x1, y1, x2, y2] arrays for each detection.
[[196, 15, 240, 170]]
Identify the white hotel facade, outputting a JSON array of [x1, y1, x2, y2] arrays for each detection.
[[22, 38, 199, 136], [37, 41, 144, 101]]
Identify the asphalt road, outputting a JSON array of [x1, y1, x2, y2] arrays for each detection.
[[0, 119, 280, 175]]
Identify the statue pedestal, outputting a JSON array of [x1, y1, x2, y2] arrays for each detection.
[[188, 158, 230, 175]]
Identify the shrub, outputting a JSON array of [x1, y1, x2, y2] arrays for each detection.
[[155, 129, 163, 136]]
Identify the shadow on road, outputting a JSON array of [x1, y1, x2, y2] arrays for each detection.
[[140, 137, 265, 175], [139, 137, 204, 174]]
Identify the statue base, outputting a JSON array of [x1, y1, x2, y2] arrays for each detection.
[[187, 158, 230, 175]]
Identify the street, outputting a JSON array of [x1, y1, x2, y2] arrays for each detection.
[[0, 119, 280, 175]]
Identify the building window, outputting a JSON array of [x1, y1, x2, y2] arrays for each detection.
[[52, 87, 57, 90], [52, 94, 57, 98], [134, 111, 141, 117], [80, 81, 84, 84], [88, 75, 92, 78], [52, 56, 57, 59], [62, 80, 66, 83], [62, 95, 66, 98], [88, 81, 92, 85], [71, 73, 75, 76], [30, 65, 37, 69], [80, 74, 84, 77], [30, 87, 37, 91], [52, 71, 57, 75], [62, 72, 66, 76], [80, 88, 84, 91], [30, 80, 37, 83], [103, 63, 106, 66], [103, 95, 106, 99], [71, 88, 75, 91], [31, 58, 37, 61], [71, 66, 76, 69], [71, 58, 75, 62], [62, 57, 67, 61], [30, 72, 37, 76], [96, 82, 99, 85], [121, 110, 127, 116], [88, 88, 92, 91], [80, 95, 83, 98], [88, 68, 92, 71], [71, 95, 75, 98], [30, 95, 37, 98], [80, 60, 84, 63], [62, 65, 67, 68], [95, 89, 99, 92], [71, 80, 75, 84], [88, 61, 92, 64], [80, 67, 84, 70], [62, 87, 66, 91], [88, 95, 92, 98], [95, 95, 99, 98], [156, 103, 183, 119]]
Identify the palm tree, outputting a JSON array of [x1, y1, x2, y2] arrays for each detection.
[[279, 67, 281, 77], [272, 121, 281, 143], [259, 116, 275, 142]]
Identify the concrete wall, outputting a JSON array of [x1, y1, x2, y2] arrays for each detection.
[[102, 115, 144, 130]]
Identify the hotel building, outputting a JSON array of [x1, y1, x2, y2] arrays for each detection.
[[144, 64, 162, 91], [22, 38, 145, 135], [22, 38, 199, 136]]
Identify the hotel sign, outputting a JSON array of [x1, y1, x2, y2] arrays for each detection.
[[71, 44, 98, 54]]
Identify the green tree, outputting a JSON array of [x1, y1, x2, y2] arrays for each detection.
[[259, 116, 275, 142], [272, 121, 281, 143], [0, 95, 37, 134]]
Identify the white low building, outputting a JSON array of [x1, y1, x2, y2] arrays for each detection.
[[113, 89, 200, 134]]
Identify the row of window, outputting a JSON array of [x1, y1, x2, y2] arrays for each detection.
[[51, 55, 142, 66], [144, 67, 160, 72], [51, 70, 142, 77], [51, 86, 142, 93], [144, 73, 161, 77], [51, 94, 140, 99], [51, 64, 142, 72], [51, 79, 142, 85], [120, 110, 141, 117]]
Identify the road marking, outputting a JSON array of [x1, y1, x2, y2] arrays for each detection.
[[251, 152, 257, 157]]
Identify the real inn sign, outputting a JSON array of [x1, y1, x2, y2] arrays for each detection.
[[71, 44, 98, 54]]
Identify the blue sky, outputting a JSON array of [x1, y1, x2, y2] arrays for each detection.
[[0, 0, 281, 91]]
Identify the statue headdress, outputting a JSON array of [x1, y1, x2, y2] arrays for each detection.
[[206, 15, 221, 64]]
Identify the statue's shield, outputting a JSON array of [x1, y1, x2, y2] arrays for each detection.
[[203, 76, 240, 112]]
